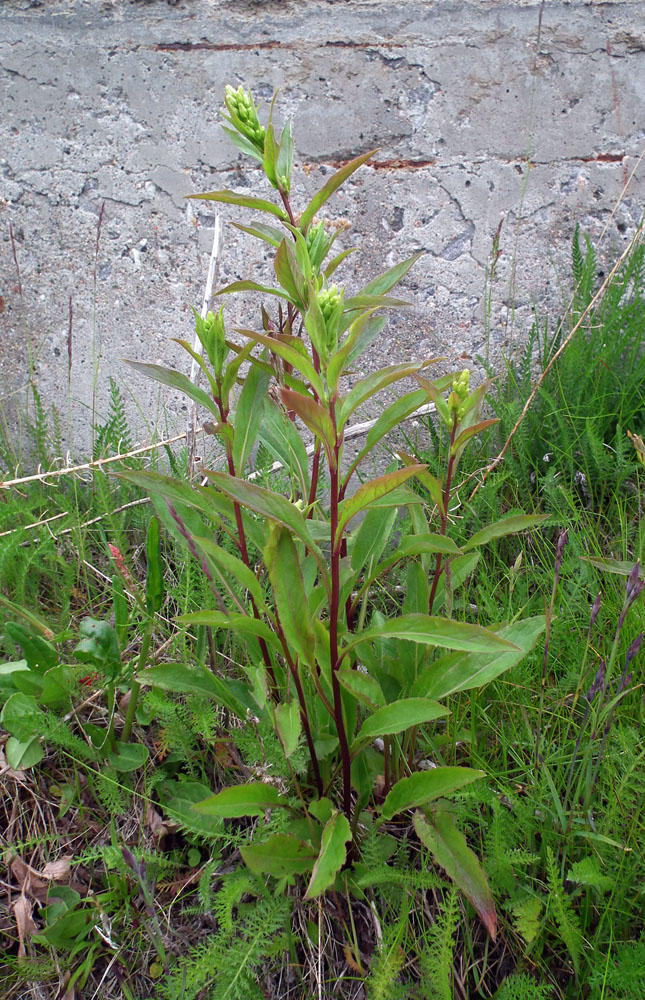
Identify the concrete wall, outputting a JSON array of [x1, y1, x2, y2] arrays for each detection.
[[1, 0, 644, 467]]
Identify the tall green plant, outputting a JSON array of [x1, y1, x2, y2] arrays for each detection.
[[119, 86, 547, 937]]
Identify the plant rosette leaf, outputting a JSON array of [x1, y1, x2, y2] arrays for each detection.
[[4, 623, 58, 671], [241, 834, 316, 879], [5, 735, 44, 770], [192, 782, 287, 818], [381, 767, 485, 820], [0, 692, 43, 741], [413, 806, 497, 940], [304, 811, 352, 900]]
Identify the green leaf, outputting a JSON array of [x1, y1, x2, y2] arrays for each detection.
[[241, 834, 316, 878], [202, 471, 328, 585], [192, 535, 267, 613], [193, 782, 287, 818], [231, 221, 284, 248], [349, 504, 398, 577], [187, 189, 287, 220], [339, 363, 428, 428], [106, 742, 149, 772], [411, 616, 547, 700], [264, 524, 316, 667], [337, 666, 386, 710], [0, 692, 43, 740], [0, 660, 30, 695], [39, 666, 75, 709], [220, 126, 264, 162], [73, 618, 121, 673], [397, 533, 463, 558], [137, 662, 248, 718], [323, 246, 358, 279], [4, 624, 57, 670], [125, 361, 220, 420], [300, 149, 376, 231], [353, 698, 449, 750], [232, 361, 271, 476], [336, 466, 425, 547], [413, 807, 497, 939], [463, 513, 549, 552], [5, 735, 43, 770], [275, 701, 302, 757], [398, 450, 445, 511], [451, 418, 498, 456], [343, 614, 519, 662], [274, 239, 306, 307], [304, 812, 352, 899], [579, 556, 644, 578], [280, 389, 335, 460], [382, 767, 485, 820], [216, 279, 295, 304], [145, 516, 164, 615], [258, 397, 311, 499], [235, 328, 326, 400], [358, 251, 425, 297], [178, 611, 281, 652]]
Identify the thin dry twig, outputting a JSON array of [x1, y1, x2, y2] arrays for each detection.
[[187, 214, 222, 479]]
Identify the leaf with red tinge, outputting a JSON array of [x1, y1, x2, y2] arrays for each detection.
[[304, 812, 351, 899], [413, 807, 497, 939]]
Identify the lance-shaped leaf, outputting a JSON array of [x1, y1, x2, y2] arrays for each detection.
[[338, 363, 431, 429], [304, 812, 352, 899], [274, 239, 307, 308], [145, 516, 164, 615], [136, 662, 249, 718], [125, 361, 220, 420], [232, 362, 271, 476], [335, 466, 425, 548], [413, 807, 497, 940], [215, 279, 295, 305], [411, 615, 547, 700], [463, 513, 550, 552], [178, 610, 282, 651], [342, 614, 519, 663], [358, 251, 425, 297], [264, 524, 316, 667], [382, 767, 485, 820], [450, 419, 499, 457], [579, 556, 645, 578], [192, 535, 267, 612], [235, 328, 326, 400], [324, 246, 358, 279], [326, 309, 379, 389], [241, 834, 316, 878], [280, 389, 336, 462], [352, 698, 449, 752], [231, 221, 284, 247], [193, 782, 287, 818], [300, 149, 376, 231], [202, 471, 329, 586], [397, 533, 463, 559], [187, 189, 287, 220], [342, 389, 428, 487], [275, 701, 302, 758], [258, 397, 311, 499]]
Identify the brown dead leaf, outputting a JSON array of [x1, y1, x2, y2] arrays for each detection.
[[40, 856, 72, 882], [11, 857, 46, 893], [12, 893, 37, 958], [144, 802, 168, 840]]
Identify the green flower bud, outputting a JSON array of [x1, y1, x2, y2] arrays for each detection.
[[197, 307, 228, 378], [305, 219, 326, 272], [316, 284, 343, 360], [223, 84, 265, 154]]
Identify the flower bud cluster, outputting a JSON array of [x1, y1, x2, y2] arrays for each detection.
[[317, 284, 343, 359], [447, 368, 470, 419], [305, 220, 327, 272], [224, 85, 266, 153], [197, 308, 228, 378]]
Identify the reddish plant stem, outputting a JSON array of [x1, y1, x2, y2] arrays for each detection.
[[307, 442, 321, 517], [427, 412, 459, 615]]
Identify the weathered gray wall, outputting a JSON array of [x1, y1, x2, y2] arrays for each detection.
[[1, 0, 644, 466]]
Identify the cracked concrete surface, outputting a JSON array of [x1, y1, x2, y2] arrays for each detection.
[[1, 0, 644, 464]]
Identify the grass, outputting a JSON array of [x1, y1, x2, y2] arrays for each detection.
[[1, 227, 644, 1000]]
